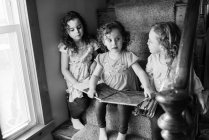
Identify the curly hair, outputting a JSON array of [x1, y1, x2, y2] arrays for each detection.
[[97, 21, 130, 52], [60, 11, 90, 53], [151, 22, 181, 59]]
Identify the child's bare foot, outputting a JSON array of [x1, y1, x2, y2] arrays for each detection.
[[99, 128, 108, 140], [116, 132, 126, 140], [71, 118, 84, 130]]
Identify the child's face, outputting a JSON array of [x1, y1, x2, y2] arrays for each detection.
[[66, 18, 84, 42], [147, 29, 162, 54], [103, 29, 123, 53]]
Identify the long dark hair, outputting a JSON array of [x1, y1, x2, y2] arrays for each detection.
[[97, 21, 130, 52], [60, 11, 90, 53], [151, 21, 181, 59]]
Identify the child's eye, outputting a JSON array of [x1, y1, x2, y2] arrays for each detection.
[[77, 26, 81, 30], [107, 38, 112, 42], [66, 27, 73, 32], [116, 38, 120, 41]]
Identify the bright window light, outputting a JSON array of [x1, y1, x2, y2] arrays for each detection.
[[0, 0, 37, 139]]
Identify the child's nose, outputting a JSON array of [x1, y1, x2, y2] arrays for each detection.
[[112, 40, 117, 46], [75, 28, 80, 34], [147, 40, 150, 45]]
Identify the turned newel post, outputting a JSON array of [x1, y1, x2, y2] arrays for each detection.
[[156, 0, 200, 139], [156, 89, 191, 140]]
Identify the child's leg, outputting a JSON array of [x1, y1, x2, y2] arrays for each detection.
[[71, 118, 84, 130], [116, 133, 126, 140], [117, 105, 133, 140], [68, 94, 90, 129], [95, 101, 108, 140], [99, 127, 108, 140], [150, 105, 164, 140]]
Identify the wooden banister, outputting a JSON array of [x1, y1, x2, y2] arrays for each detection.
[[156, 0, 201, 140], [175, 0, 200, 89]]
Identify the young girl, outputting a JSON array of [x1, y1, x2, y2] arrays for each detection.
[[87, 21, 154, 140], [58, 11, 99, 130], [146, 21, 207, 140]]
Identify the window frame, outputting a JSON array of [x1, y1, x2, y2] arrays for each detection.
[[0, 0, 54, 139], [22, 0, 53, 125]]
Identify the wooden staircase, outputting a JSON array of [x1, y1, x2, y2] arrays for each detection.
[[52, 99, 152, 140], [52, 0, 209, 140]]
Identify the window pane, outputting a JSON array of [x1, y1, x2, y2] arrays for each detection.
[[0, 32, 31, 138], [0, 0, 19, 26]]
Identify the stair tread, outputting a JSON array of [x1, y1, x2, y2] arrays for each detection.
[[85, 100, 151, 139], [72, 124, 150, 140], [71, 124, 98, 140], [52, 121, 78, 140]]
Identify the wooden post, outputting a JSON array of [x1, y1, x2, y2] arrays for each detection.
[[156, 0, 200, 140], [157, 89, 191, 140]]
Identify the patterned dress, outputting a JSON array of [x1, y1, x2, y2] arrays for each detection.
[[95, 51, 140, 91], [58, 40, 98, 102]]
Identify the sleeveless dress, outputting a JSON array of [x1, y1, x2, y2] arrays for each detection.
[[58, 40, 99, 102]]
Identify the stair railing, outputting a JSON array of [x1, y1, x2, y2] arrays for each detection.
[[156, 0, 201, 140]]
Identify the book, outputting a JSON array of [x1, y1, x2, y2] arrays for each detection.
[[94, 84, 145, 106], [73, 78, 145, 106]]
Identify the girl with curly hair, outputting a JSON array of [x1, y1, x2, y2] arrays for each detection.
[[146, 21, 206, 140], [88, 21, 154, 140], [58, 11, 99, 129]]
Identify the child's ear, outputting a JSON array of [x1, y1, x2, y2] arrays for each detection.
[[102, 36, 106, 44]]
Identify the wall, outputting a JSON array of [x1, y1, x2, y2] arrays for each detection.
[[35, 0, 106, 132]]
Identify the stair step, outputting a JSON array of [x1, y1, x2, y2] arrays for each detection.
[[85, 99, 152, 139], [71, 124, 98, 140], [72, 124, 150, 140], [52, 121, 78, 140]]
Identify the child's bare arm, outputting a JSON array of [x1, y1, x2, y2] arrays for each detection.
[[132, 62, 155, 98], [89, 60, 97, 76], [87, 64, 103, 98], [61, 52, 78, 85], [193, 72, 207, 114]]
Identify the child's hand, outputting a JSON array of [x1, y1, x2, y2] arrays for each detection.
[[144, 88, 155, 99], [87, 88, 97, 98], [197, 93, 208, 114], [66, 79, 79, 87]]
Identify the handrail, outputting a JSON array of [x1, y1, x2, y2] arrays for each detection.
[[175, 0, 200, 89], [204, 29, 209, 89]]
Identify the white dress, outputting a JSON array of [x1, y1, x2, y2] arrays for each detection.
[[146, 53, 204, 93]]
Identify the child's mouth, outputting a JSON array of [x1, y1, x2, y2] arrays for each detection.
[[112, 47, 118, 50]]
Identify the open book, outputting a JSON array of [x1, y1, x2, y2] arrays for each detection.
[[73, 78, 145, 106]]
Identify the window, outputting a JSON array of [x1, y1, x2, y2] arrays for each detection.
[[0, 0, 53, 139]]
